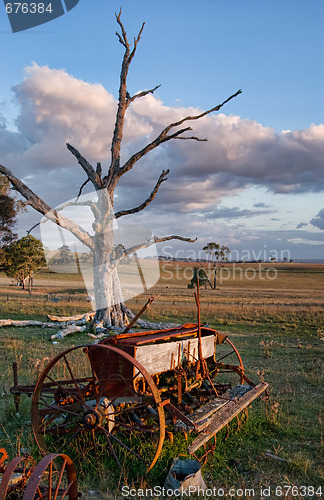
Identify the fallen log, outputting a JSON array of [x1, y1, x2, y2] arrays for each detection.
[[88, 332, 106, 340], [0, 306, 178, 336], [51, 325, 87, 340], [47, 312, 95, 323], [0, 319, 58, 328]]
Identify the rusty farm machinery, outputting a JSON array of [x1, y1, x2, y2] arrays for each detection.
[[9, 291, 268, 476], [0, 448, 79, 499]]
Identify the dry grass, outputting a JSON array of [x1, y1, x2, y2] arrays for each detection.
[[0, 262, 323, 321], [129, 262, 324, 335]]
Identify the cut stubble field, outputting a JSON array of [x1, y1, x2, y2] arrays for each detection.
[[0, 262, 323, 498]]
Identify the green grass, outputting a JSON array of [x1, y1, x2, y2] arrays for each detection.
[[0, 263, 323, 498]]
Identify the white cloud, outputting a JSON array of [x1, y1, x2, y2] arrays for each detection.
[[288, 238, 324, 246], [310, 208, 324, 230], [14, 64, 116, 165]]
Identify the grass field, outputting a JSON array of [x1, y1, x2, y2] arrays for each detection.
[[0, 262, 323, 499]]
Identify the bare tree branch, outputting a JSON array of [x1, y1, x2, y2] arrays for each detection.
[[106, 16, 242, 194], [112, 89, 242, 181], [162, 89, 242, 134], [115, 30, 127, 49], [0, 163, 50, 212], [0, 163, 94, 249], [154, 235, 197, 244], [27, 220, 45, 235], [111, 234, 197, 268], [165, 126, 207, 141], [115, 8, 128, 48], [114, 169, 169, 219], [126, 85, 161, 108], [66, 143, 102, 190], [75, 178, 90, 201], [174, 136, 208, 142], [107, 13, 146, 192], [96, 162, 102, 176], [55, 200, 100, 219], [129, 22, 145, 64], [75, 162, 102, 201]]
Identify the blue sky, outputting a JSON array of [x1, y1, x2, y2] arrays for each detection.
[[0, 0, 323, 260]]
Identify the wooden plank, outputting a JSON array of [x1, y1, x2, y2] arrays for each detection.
[[113, 325, 221, 346], [113, 323, 198, 341], [135, 335, 215, 375], [191, 385, 253, 424], [114, 325, 199, 345], [175, 398, 228, 432], [188, 382, 268, 453], [175, 385, 253, 432]]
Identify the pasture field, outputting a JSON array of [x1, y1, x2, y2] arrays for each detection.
[[0, 262, 323, 498]]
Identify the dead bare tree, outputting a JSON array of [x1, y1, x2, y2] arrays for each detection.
[[0, 11, 241, 328]]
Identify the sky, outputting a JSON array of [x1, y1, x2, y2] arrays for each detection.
[[0, 0, 323, 261]]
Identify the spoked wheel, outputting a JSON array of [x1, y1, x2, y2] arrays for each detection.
[[0, 455, 35, 500], [207, 336, 246, 390], [22, 453, 78, 500], [31, 345, 165, 474]]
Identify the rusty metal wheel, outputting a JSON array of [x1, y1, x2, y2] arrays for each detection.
[[209, 336, 246, 388], [31, 345, 165, 474], [22, 453, 78, 500], [0, 454, 35, 500]]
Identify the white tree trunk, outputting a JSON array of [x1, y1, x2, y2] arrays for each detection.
[[93, 256, 126, 327], [92, 195, 127, 328]]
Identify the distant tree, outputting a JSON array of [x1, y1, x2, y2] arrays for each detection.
[[2, 235, 46, 293], [188, 266, 209, 289], [0, 174, 20, 247], [0, 175, 21, 268], [57, 244, 73, 264], [203, 242, 230, 289]]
